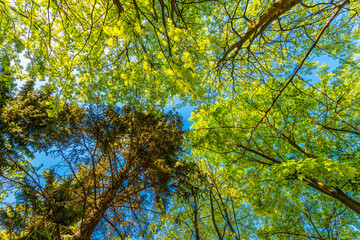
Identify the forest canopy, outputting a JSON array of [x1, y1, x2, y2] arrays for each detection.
[[1, 0, 360, 239]]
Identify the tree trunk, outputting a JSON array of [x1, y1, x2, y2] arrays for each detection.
[[72, 162, 138, 240], [306, 177, 360, 215]]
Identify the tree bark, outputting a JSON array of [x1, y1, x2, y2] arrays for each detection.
[[72, 162, 138, 240], [305, 177, 360, 215], [220, 0, 302, 61]]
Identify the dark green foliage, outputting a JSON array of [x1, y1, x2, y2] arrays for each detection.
[[1, 171, 83, 239], [0, 205, 25, 235], [18, 228, 52, 240], [0, 54, 15, 165], [1, 84, 85, 158], [0, 90, 185, 239], [0, 54, 13, 110], [74, 104, 185, 203], [68, 105, 184, 239], [43, 173, 83, 228]]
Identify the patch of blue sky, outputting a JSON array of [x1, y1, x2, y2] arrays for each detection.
[[164, 97, 196, 131]]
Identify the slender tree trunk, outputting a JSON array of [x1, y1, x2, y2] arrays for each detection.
[[209, 188, 223, 239], [193, 193, 200, 240]]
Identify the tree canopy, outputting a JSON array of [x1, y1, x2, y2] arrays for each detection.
[[1, 0, 360, 239]]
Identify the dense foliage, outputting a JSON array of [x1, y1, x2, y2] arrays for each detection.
[[1, 88, 185, 239], [1, 0, 360, 239]]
